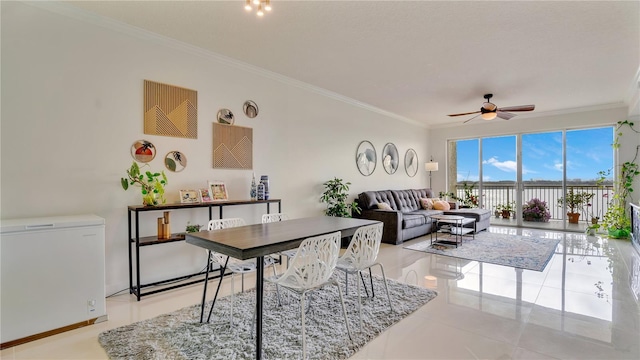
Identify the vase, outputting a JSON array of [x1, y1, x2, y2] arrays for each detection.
[[260, 175, 269, 200], [142, 191, 158, 206], [567, 212, 580, 224], [608, 228, 630, 239]]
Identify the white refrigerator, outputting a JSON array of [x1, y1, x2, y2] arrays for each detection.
[[1, 214, 107, 345]]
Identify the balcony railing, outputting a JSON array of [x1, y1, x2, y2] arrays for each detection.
[[453, 183, 614, 221]]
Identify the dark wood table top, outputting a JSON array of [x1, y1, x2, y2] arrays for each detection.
[[185, 216, 380, 259]]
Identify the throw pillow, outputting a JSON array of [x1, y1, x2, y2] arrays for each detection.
[[377, 202, 392, 210], [433, 200, 451, 211], [420, 198, 434, 210]]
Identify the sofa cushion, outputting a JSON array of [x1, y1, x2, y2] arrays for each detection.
[[391, 190, 421, 212], [412, 188, 435, 200], [359, 191, 398, 210], [433, 200, 451, 211], [377, 202, 393, 210], [445, 208, 491, 222], [419, 198, 432, 210], [408, 209, 444, 218], [402, 213, 426, 229]]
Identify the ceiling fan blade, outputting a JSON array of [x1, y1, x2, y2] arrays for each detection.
[[497, 105, 535, 112], [497, 111, 516, 120], [463, 114, 482, 123], [448, 110, 481, 117]]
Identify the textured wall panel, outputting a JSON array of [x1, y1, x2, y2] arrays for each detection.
[[213, 123, 252, 169], [144, 80, 197, 139]]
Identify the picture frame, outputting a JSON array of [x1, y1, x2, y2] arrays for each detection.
[[208, 181, 228, 201], [179, 189, 199, 204], [199, 188, 213, 203]]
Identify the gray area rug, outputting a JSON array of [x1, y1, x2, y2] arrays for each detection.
[[99, 274, 437, 360], [404, 231, 560, 271]]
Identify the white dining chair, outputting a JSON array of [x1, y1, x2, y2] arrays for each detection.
[[204, 218, 279, 325], [261, 213, 297, 266], [335, 222, 393, 330], [265, 231, 352, 359]]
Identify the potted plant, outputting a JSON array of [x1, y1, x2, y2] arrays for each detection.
[[185, 222, 202, 233], [522, 198, 551, 222], [496, 201, 515, 219], [598, 120, 640, 238], [557, 187, 593, 223], [121, 161, 168, 206], [457, 181, 479, 208], [320, 177, 361, 217]]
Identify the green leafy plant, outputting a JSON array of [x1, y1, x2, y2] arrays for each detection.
[[496, 201, 515, 212], [185, 222, 202, 233], [557, 187, 594, 214], [320, 177, 361, 217], [598, 120, 640, 237], [121, 161, 168, 206]]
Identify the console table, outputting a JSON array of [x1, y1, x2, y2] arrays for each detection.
[[128, 199, 281, 300]]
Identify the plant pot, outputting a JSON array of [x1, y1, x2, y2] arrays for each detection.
[[567, 212, 580, 224], [501, 210, 511, 219], [494, 210, 501, 218], [607, 228, 630, 239]]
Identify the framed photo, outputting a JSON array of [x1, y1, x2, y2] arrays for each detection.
[[208, 181, 228, 201], [179, 189, 199, 204], [199, 188, 213, 203]]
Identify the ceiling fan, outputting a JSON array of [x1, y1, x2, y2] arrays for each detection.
[[448, 94, 535, 123]]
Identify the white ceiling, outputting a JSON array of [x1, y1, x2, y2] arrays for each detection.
[[65, 1, 640, 127]]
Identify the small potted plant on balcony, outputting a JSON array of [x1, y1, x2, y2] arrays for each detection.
[[496, 201, 515, 219], [557, 187, 593, 224], [522, 198, 551, 222]]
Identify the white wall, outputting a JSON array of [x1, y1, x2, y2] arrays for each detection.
[[0, 2, 430, 295], [428, 107, 640, 199]]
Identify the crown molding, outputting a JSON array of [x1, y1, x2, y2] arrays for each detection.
[[24, 1, 426, 129]]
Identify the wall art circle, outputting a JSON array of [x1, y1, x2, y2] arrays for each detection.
[[217, 108, 235, 125], [243, 100, 259, 118], [404, 148, 418, 177], [130, 140, 156, 163], [164, 151, 187, 172], [382, 143, 399, 175], [355, 140, 377, 176]]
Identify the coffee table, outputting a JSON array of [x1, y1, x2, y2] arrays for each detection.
[[429, 214, 476, 248]]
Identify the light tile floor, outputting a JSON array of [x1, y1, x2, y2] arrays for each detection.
[[2, 226, 639, 359]]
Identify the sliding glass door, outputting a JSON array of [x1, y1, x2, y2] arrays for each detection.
[[448, 126, 613, 232]]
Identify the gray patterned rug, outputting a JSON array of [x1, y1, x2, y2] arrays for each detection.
[[404, 231, 560, 271], [99, 274, 437, 360]]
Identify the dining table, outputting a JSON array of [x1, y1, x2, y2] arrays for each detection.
[[185, 216, 380, 360]]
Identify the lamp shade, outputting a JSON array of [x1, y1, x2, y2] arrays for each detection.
[[425, 162, 439, 172], [481, 112, 497, 120]]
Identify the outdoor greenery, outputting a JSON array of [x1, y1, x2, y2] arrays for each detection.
[[595, 120, 640, 237], [438, 181, 478, 208], [121, 161, 167, 206], [557, 187, 594, 214], [496, 201, 515, 212], [320, 177, 361, 218], [522, 198, 551, 222]]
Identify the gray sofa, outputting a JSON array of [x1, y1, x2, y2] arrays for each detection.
[[354, 188, 491, 245]]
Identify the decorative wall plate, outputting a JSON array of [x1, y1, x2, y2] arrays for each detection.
[[217, 108, 235, 125], [165, 151, 187, 172], [356, 140, 377, 176], [404, 148, 418, 177], [243, 100, 259, 118], [130, 140, 156, 163], [382, 143, 399, 174]]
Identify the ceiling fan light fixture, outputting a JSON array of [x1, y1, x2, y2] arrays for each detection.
[[265, 0, 272, 11], [481, 112, 497, 120], [244, 0, 252, 11]]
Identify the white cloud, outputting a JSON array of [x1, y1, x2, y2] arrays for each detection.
[[482, 156, 537, 175]]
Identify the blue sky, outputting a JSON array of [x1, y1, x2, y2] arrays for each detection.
[[456, 127, 614, 182]]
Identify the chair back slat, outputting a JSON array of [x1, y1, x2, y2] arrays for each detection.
[[277, 231, 340, 289], [261, 213, 289, 223], [342, 223, 383, 270], [206, 218, 246, 265]]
